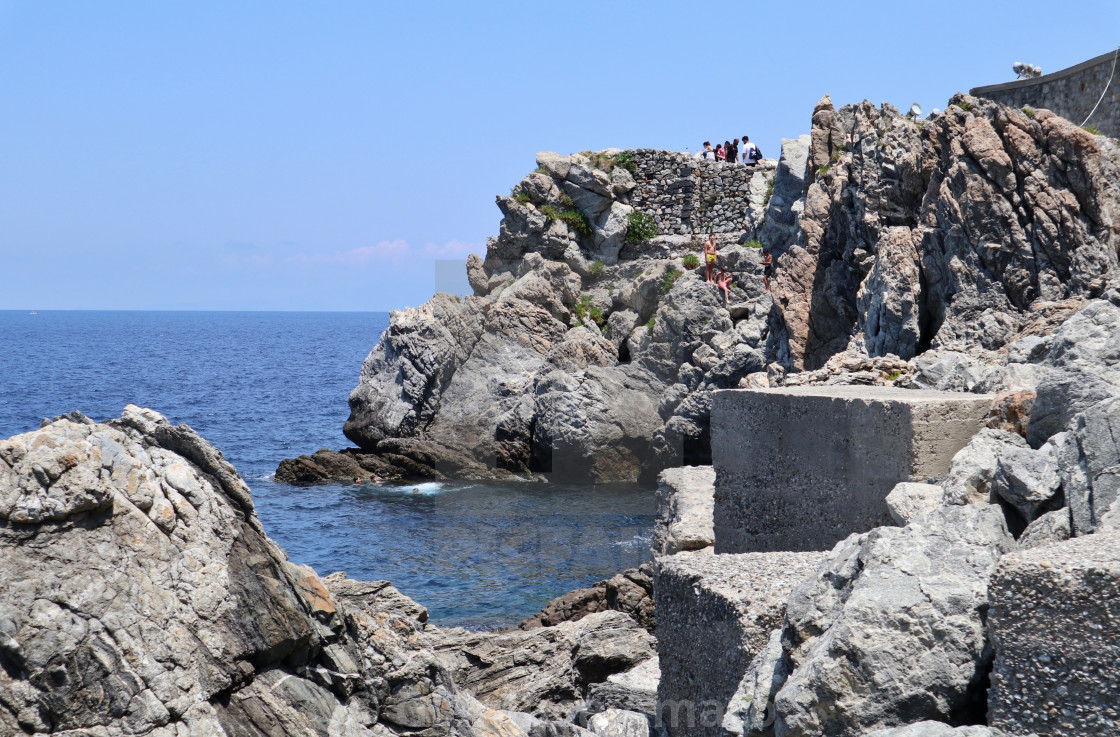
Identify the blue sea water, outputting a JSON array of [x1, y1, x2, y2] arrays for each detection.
[[0, 310, 654, 629]]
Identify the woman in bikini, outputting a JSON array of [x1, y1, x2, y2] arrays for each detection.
[[715, 269, 734, 306], [704, 234, 718, 283]]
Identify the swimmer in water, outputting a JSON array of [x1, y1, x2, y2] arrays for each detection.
[[353, 477, 362, 484], [411, 488, 420, 494]]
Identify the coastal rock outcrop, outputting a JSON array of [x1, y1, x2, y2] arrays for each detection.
[[0, 408, 531, 737], [292, 93, 1120, 484]]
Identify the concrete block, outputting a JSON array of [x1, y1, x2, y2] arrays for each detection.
[[653, 466, 715, 556], [653, 550, 824, 737], [988, 531, 1120, 736], [711, 386, 992, 553]]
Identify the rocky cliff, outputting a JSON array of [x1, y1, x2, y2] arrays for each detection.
[[282, 94, 1120, 484]]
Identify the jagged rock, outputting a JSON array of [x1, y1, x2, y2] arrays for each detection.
[[722, 630, 788, 737], [275, 446, 402, 483], [768, 96, 1120, 371], [652, 466, 715, 555], [1016, 508, 1072, 549], [987, 532, 1120, 737], [586, 657, 659, 717], [990, 438, 1062, 527], [771, 505, 1016, 737], [942, 428, 1030, 507], [547, 327, 619, 372], [518, 567, 654, 632], [605, 309, 640, 352], [885, 482, 944, 525], [428, 611, 656, 720], [0, 408, 495, 737], [1057, 396, 1120, 535], [538, 151, 572, 180]]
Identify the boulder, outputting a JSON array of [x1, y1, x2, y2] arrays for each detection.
[[428, 611, 656, 720], [772, 505, 1017, 736], [586, 657, 659, 717], [942, 428, 1030, 507], [518, 566, 655, 632], [586, 709, 654, 737], [885, 482, 945, 525], [0, 408, 490, 737], [987, 532, 1120, 737], [652, 465, 715, 555], [865, 724, 1011, 737], [654, 551, 825, 737], [990, 438, 1062, 527], [1016, 508, 1072, 550], [1057, 396, 1120, 535]]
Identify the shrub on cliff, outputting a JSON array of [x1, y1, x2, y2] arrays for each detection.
[[683, 253, 700, 270], [626, 210, 658, 243]]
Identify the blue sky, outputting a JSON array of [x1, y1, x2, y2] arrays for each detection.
[[1, 1, 1116, 310]]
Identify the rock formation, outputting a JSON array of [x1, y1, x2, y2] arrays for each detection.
[[284, 92, 1120, 484], [0, 408, 652, 736]]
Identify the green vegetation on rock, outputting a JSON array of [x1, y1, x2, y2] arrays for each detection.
[[626, 210, 659, 244]]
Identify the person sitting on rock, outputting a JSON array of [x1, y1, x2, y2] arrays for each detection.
[[704, 234, 718, 283], [699, 141, 716, 161], [715, 269, 734, 306], [760, 247, 773, 292]]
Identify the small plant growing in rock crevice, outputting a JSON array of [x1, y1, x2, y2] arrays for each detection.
[[510, 188, 531, 204], [763, 176, 775, 208], [959, 101, 972, 112], [646, 316, 655, 331], [626, 210, 659, 243], [1022, 106, 1035, 119], [661, 268, 682, 295], [572, 294, 605, 328], [1083, 125, 1102, 136], [817, 165, 831, 177], [682, 253, 700, 270], [541, 203, 593, 237], [744, 239, 764, 249], [615, 150, 638, 175], [589, 260, 605, 277]]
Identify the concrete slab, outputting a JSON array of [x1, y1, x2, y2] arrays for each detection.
[[711, 386, 992, 553], [653, 466, 715, 556], [653, 550, 824, 737], [988, 531, 1120, 736]]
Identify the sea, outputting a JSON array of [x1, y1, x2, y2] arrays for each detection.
[[0, 310, 655, 629]]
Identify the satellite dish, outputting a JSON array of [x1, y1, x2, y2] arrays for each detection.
[[1031, 65, 1042, 77], [1013, 61, 1024, 75], [931, 108, 942, 117], [910, 103, 923, 118]]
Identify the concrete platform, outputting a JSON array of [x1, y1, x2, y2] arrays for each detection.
[[711, 386, 992, 553], [988, 532, 1120, 736], [654, 550, 824, 737]]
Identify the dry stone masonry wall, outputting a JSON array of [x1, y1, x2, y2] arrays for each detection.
[[628, 149, 777, 236]]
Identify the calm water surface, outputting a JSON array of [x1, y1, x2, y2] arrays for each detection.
[[0, 310, 654, 628]]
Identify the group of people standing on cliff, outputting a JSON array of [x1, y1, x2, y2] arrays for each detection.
[[702, 234, 773, 307], [698, 137, 761, 165]]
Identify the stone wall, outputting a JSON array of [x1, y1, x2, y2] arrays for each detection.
[[971, 48, 1120, 139], [628, 149, 777, 236]]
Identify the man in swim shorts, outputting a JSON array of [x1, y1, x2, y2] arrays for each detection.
[[760, 248, 773, 292], [704, 234, 718, 283]]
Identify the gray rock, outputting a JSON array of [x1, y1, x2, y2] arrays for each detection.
[[1016, 508, 1072, 549], [1057, 396, 1120, 535], [942, 428, 1030, 507], [987, 532, 1120, 736], [885, 482, 945, 525], [0, 407, 493, 737], [605, 309, 640, 352], [538, 151, 572, 180], [864, 724, 1011, 737], [587, 657, 659, 717], [722, 629, 787, 737], [773, 505, 1017, 737], [652, 466, 715, 555], [990, 439, 1062, 526], [587, 709, 654, 737], [428, 611, 656, 720], [568, 163, 613, 197]]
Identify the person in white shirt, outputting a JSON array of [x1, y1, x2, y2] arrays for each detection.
[[742, 135, 760, 165], [699, 141, 716, 161]]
